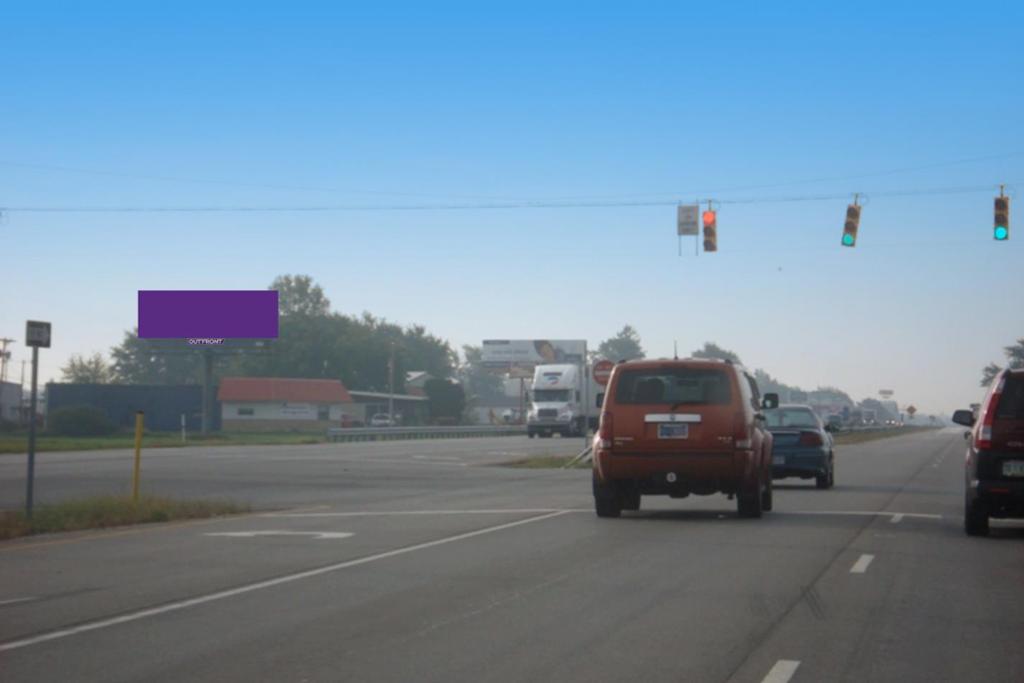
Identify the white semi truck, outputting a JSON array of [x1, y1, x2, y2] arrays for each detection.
[[526, 363, 604, 438]]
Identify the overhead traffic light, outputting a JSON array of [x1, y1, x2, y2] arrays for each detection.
[[702, 209, 717, 252], [994, 194, 1010, 241], [842, 202, 861, 247]]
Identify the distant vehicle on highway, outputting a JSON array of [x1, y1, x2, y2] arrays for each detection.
[[765, 404, 835, 489], [592, 358, 777, 518], [953, 367, 1024, 536], [527, 363, 601, 438], [369, 413, 398, 427]]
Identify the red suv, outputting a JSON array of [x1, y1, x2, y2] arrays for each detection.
[[592, 359, 777, 518], [953, 367, 1024, 536]]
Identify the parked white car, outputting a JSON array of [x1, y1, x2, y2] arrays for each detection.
[[369, 413, 397, 427]]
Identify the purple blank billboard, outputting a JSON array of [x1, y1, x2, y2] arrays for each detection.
[[138, 290, 279, 339]]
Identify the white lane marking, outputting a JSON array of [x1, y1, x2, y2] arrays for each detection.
[[0, 510, 570, 653], [204, 531, 353, 540], [263, 509, 591, 517], [850, 554, 875, 574], [0, 597, 36, 607], [762, 659, 801, 683], [890, 514, 904, 524], [783, 510, 941, 520]]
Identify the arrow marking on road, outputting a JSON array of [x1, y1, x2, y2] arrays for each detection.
[[204, 531, 353, 540]]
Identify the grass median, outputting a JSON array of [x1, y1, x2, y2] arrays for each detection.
[[0, 431, 327, 454], [0, 495, 249, 541]]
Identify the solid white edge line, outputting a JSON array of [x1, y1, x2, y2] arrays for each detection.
[[782, 510, 941, 520], [762, 659, 801, 683], [0, 510, 571, 653], [0, 597, 36, 606], [263, 509, 591, 517], [850, 553, 875, 574]]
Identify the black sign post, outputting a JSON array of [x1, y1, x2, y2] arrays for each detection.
[[25, 320, 51, 519]]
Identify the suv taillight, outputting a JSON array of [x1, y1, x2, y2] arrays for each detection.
[[598, 410, 613, 449], [798, 431, 823, 447], [734, 411, 752, 449], [977, 374, 1005, 449]]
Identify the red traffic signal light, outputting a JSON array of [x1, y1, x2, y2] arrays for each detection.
[[842, 204, 860, 247], [703, 210, 717, 252]]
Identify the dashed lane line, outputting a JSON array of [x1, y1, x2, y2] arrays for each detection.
[[850, 553, 875, 574], [762, 659, 801, 683]]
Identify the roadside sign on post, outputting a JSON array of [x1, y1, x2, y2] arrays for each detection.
[[26, 321, 51, 348], [24, 320, 51, 518], [593, 359, 614, 386], [677, 204, 700, 236]]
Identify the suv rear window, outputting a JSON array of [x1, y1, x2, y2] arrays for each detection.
[[614, 368, 732, 405], [995, 375, 1024, 419]]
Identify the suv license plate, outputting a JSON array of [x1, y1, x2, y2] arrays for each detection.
[[1002, 460, 1024, 477], [658, 423, 688, 439]]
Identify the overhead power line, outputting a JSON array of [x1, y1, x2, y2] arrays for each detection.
[[0, 183, 1013, 214]]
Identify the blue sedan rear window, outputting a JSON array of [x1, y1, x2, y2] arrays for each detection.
[[765, 409, 819, 428]]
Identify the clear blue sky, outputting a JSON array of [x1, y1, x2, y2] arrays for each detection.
[[2, 1, 1022, 415]]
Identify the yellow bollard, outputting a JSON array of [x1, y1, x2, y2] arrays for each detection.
[[132, 411, 144, 503]]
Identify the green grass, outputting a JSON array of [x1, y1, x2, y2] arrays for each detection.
[[0, 431, 327, 454], [0, 495, 250, 541], [498, 455, 590, 469], [832, 426, 939, 445]]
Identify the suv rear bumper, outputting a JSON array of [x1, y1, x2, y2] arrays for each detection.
[[596, 450, 758, 495], [970, 479, 1024, 518]]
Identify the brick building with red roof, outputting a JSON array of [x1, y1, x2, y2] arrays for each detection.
[[218, 377, 355, 432]]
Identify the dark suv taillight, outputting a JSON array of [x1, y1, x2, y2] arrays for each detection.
[[977, 374, 1006, 449]]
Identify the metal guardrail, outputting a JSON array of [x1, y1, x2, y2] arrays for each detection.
[[326, 425, 527, 442]]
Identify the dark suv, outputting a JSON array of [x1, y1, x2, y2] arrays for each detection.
[[953, 367, 1024, 536], [592, 359, 777, 518]]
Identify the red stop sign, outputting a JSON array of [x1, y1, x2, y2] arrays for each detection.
[[593, 360, 614, 386]]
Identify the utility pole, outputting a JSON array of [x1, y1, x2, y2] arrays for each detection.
[[201, 347, 215, 435], [0, 337, 14, 382], [387, 342, 395, 421]]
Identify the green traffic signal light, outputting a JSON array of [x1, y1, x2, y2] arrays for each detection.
[[842, 233, 855, 246], [995, 225, 1009, 241]]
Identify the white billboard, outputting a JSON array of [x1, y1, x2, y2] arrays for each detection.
[[481, 339, 586, 369]]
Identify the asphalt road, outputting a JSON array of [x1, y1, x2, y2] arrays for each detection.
[[1, 429, 1022, 682]]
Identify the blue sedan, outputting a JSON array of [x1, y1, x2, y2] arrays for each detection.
[[765, 405, 835, 489]]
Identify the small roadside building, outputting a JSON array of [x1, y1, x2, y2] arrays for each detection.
[[218, 377, 354, 432]]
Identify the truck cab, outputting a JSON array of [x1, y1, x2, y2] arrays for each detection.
[[527, 364, 597, 438]]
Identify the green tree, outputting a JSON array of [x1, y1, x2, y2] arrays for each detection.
[[109, 330, 204, 385], [459, 345, 504, 403], [981, 338, 1024, 386], [691, 342, 743, 365], [596, 325, 645, 361], [271, 274, 331, 317], [424, 378, 466, 424], [60, 352, 114, 383]]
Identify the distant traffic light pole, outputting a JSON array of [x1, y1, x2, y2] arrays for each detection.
[[842, 194, 861, 247], [994, 186, 1010, 241]]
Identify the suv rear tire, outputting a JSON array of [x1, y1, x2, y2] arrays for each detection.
[[593, 473, 622, 518], [964, 494, 990, 537], [737, 474, 763, 518]]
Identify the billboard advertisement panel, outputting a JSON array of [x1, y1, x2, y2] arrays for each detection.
[[481, 339, 586, 369]]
